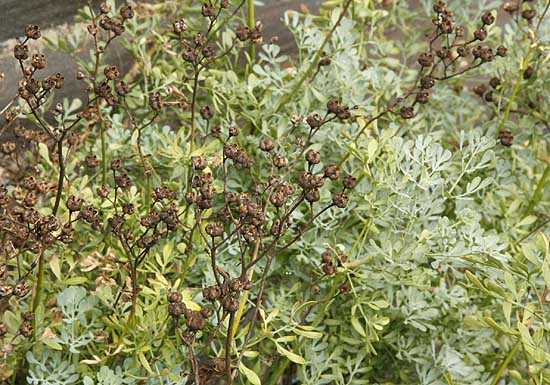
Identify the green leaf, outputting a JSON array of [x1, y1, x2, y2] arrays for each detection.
[[49, 254, 62, 282], [275, 343, 305, 365], [138, 351, 154, 375], [274, 335, 296, 343], [239, 362, 261, 385], [351, 315, 366, 337], [294, 328, 323, 339], [64, 277, 88, 285], [42, 338, 63, 351]]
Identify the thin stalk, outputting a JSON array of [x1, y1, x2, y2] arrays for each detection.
[[490, 339, 521, 385], [248, 0, 255, 67], [266, 277, 342, 385], [31, 248, 46, 314], [497, 0, 550, 135], [52, 136, 66, 216], [226, 311, 236, 384], [524, 164, 550, 216], [496, 50, 532, 135], [273, 0, 353, 114], [101, 121, 107, 185]]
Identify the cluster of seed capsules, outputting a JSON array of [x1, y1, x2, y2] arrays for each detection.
[[397, 1, 508, 120], [172, 97, 359, 335], [172, 0, 263, 67]]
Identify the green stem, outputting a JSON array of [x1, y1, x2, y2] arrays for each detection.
[[496, 51, 532, 135], [266, 278, 341, 385], [525, 164, 550, 216], [31, 249, 46, 314], [490, 339, 521, 385], [497, 0, 550, 135], [248, 0, 255, 66], [101, 122, 107, 185], [273, 0, 353, 114]]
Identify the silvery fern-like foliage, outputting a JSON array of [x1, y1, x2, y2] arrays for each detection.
[[56, 286, 100, 353], [26, 351, 79, 385]]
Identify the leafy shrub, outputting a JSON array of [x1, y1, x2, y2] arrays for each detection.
[[0, 0, 549, 384]]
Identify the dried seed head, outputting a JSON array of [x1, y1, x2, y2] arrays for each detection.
[[273, 155, 289, 168], [339, 283, 351, 294], [14, 44, 29, 61], [481, 11, 495, 25], [149, 92, 162, 111], [322, 262, 336, 275], [236, 25, 250, 41], [433, 1, 447, 13], [168, 302, 186, 318], [31, 54, 47, 70], [324, 164, 341, 180], [168, 291, 183, 303], [120, 5, 134, 20], [0, 285, 14, 298], [343, 175, 357, 189], [260, 138, 276, 152], [418, 52, 434, 67], [25, 24, 41, 40], [66, 195, 83, 212], [474, 28, 488, 41], [305, 188, 321, 203], [202, 4, 216, 18], [202, 285, 221, 301], [186, 311, 207, 331], [85, 155, 101, 168], [489, 77, 501, 89], [400, 106, 415, 120], [496, 46, 508, 57], [200, 307, 213, 318], [104, 65, 120, 80], [322, 251, 332, 263], [473, 84, 487, 97], [14, 283, 30, 297], [19, 321, 33, 338], [173, 19, 188, 34], [221, 296, 239, 313], [306, 114, 323, 129], [333, 192, 349, 208], [499, 130, 514, 147], [415, 90, 430, 104], [99, 2, 111, 13], [115, 80, 130, 96], [327, 99, 341, 114], [305, 149, 321, 165], [192, 156, 208, 171], [206, 222, 224, 237], [111, 159, 123, 171], [420, 75, 435, 90]]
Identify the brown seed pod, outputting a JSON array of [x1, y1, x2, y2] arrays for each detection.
[[400, 106, 415, 120], [418, 52, 434, 67], [260, 138, 276, 152], [168, 291, 183, 303], [333, 192, 349, 208], [168, 302, 186, 318], [499, 130, 514, 147], [482, 12, 495, 25], [306, 114, 323, 129], [305, 149, 321, 165], [25, 24, 41, 40]]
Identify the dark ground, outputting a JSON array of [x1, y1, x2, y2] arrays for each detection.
[[0, 0, 322, 107]]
